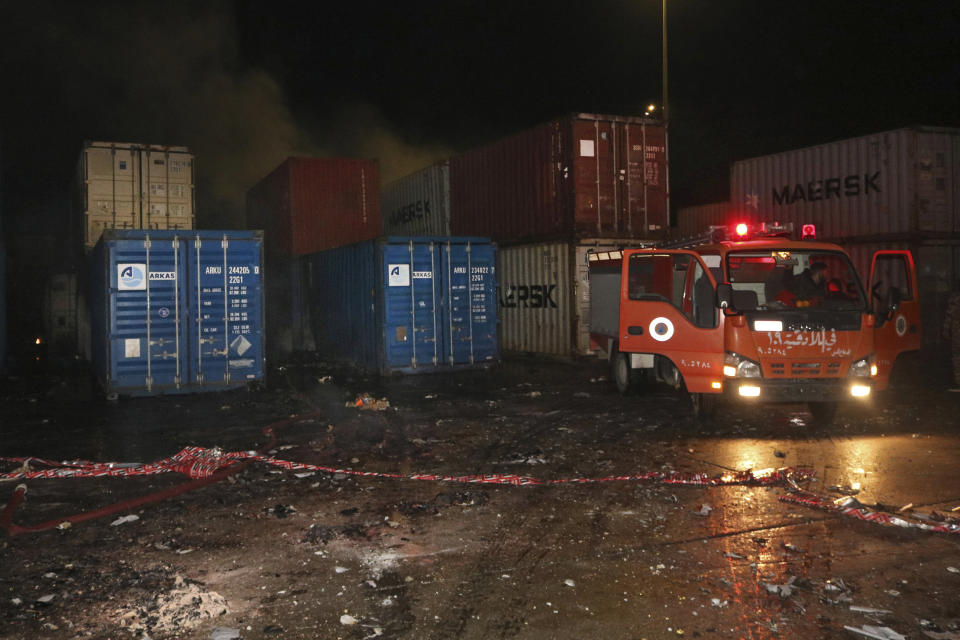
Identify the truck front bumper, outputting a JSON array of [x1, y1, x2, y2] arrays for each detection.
[[721, 378, 873, 403]]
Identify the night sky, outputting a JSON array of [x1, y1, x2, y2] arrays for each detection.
[[1, 0, 958, 239]]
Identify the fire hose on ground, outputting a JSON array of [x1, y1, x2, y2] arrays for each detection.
[[2, 413, 958, 537]]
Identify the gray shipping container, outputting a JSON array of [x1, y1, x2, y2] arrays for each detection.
[[382, 161, 451, 236], [730, 126, 960, 240], [498, 238, 652, 357]]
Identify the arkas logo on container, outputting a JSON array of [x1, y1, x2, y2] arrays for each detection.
[[118, 264, 146, 290]]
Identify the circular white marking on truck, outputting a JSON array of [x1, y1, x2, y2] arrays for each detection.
[[895, 314, 907, 337], [649, 317, 674, 342]]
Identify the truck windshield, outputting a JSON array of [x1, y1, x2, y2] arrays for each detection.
[[726, 250, 866, 311]]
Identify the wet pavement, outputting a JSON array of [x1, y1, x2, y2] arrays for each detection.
[[2, 355, 960, 639]]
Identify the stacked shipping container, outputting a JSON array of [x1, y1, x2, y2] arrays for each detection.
[[382, 113, 668, 357], [246, 157, 381, 360], [730, 127, 959, 239], [497, 239, 652, 356], [451, 113, 668, 242], [246, 157, 381, 256], [381, 161, 451, 236], [73, 141, 195, 253]]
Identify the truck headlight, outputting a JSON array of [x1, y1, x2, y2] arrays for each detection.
[[724, 352, 761, 378], [849, 356, 873, 378]]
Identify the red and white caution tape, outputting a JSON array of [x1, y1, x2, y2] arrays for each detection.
[[779, 490, 960, 535], [1, 449, 809, 488]]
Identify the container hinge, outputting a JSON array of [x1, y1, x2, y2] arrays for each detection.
[[411, 357, 417, 368], [224, 371, 231, 383], [194, 237, 202, 249], [145, 376, 153, 390], [174, 375, 181, 388], [172, 237, 180, 249], [221, 237, 229, 249], [144, 238, 152, 249], [197, 373, 204, 383]]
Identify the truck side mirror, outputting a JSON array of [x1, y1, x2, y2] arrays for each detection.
[[886, 286, 901, 313], [716, 283, 734, 309]]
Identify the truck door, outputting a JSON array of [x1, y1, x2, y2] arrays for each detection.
[[618, 250, 724, 394], [869, 250, 921, 389]]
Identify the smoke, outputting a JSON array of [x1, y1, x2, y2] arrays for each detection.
[[0, 2, 448, 229]]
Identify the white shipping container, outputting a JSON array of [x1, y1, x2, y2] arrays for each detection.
[[498, 239, 652, 356], [381, 161, 451, 236], [74, 141, 195, 251], [731, 126, 960, 240]]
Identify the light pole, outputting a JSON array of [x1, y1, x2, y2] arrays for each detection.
[[662, 0, 670, 233]]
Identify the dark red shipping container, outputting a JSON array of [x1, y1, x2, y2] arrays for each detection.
[[246, 157, 380, 256], [450, 113, 667, 244]]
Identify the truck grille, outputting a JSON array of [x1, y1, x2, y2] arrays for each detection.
[[765, 361, 844, 378]]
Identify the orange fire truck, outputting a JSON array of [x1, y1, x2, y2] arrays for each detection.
[[588, 222, 922, 421]]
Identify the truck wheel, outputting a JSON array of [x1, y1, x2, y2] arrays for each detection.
[[808, 401, 838, 424], [691, 392, 719, 421], [613, 350, 635, 396]]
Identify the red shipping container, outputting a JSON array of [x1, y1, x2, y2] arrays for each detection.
[[246, 157, 380, 256], [450, 113, 667, 244]]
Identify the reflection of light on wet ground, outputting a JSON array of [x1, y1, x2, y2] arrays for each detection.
[[689, 434, 960, 509]]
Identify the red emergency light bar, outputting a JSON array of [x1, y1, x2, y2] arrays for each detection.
[[802, 223, 816, 239], [724, 221, 794, 241]]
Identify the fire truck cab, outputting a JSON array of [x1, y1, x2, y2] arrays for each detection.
[[588, 222, 921, 421]]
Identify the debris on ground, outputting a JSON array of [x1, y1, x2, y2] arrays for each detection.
[[850, 606, 892, 614], [210, 628, 242, 640], [267, 504, 297, 518], [110, 514, 140, 526], [763, 576, 798, 598], [829, 484, 862, 495], [340, 614, 358, 625], [114, 575, 228, 635], [693, 503, 713, 516], [843, 625, 906, 640], [349, 394, 391, 410]]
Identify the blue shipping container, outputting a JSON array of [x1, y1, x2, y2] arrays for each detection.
[[306, 237, 498, 374], [88, 230, 264, 395]]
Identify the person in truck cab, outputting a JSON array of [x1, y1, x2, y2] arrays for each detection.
[[777, 261, 827, 307]]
